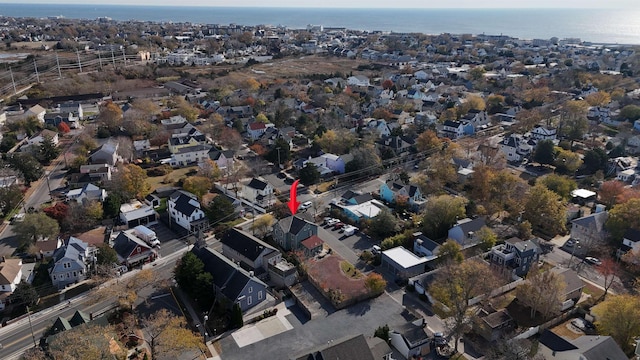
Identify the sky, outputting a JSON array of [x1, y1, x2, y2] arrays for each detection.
[[0, 0, 636, 8]]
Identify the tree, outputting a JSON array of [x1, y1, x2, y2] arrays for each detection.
[[175, 252, 213, 305], [606, 198, 640, 242], [523, 184, 566, 235], [314, 129, 357, 155], [99, 101, 123, 132], [117, 164, 151, 200], [538, 174, 577, 200], [415, 130, 443, 152], [250, 214, 275, 238], [382, 79, 394, 89], [487, 170, 527, 218], [585, 91, 611, 107], [48, 323, 124, 360], [265, 138, 291, 165], [144, 309, 205, 359], [533, 139, 555, 165], [0, 184, 23, 218], [583, 148, 608, 174], [554, 148, 582, 174], [182, 176, 212, 200], [372, 107, 393, 121], [515, 267, 565, 319], [14, 212, 60, 246], [299, 163, 320, 186], [20, 347, 47, 360], [430, 260, 496, 352], [592, 294, 640, 352], [364, 273, 387, 296], [374, 324, 390, 343], [562, 100, 588, 141], [599, 180, 626, 208], [206, 195, 236, 224], [367, 209, 397, 239], [5, 153, 43, 185], [597, 257, 620, 301], [469, 67, 486, 81], [422, 195, 467, 240], [96, 243, 118, 266], [438, 240, 464, 264], [170, 96, 199, 122], [43, 202, 70, 223], [619, 104, 640, 121], [102, 194, 122, 219], [57, 121, 70, 133], [476, 226, 497, 251], [345, 145, 382, 175], [10, 282, 39, 308], [231, 303, 244, 328]]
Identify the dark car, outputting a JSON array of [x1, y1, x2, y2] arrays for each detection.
[[333, 222, 345, 230]]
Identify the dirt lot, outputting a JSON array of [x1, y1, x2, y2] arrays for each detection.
[[306, 254, 369, 303]]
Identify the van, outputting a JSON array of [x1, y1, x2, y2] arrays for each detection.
[[371, 245, 381, 254], [300, 201, 312, 210]]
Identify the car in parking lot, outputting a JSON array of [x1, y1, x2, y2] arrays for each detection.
[[565, 239, 576, 247], [324, 218, 339, 226], [585, 257, 601, 266], [300, 201, 312, 210], [333, 222, 345, 230]]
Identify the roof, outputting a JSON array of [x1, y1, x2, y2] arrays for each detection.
[[574, 335, 628, 360], [120, 201, 156, 222], [382, 246, 428, 269], [366, 336, 392, 360], [112, 231, 152, 261], [26, 104, 46, 114], [277, 216, 315, 236], [51, 237, 88, 268], [246, 177, 269, 191], [0, 258, 22, 285], [35, 238, 61, 253], [539, 329, 578, 352], [69, 310, 91, 327], [551, 267, 585, 295], [624, 228, 640, 243], [248, 122, 267, 131], [453, 217, 486, 234], [292, 334, 375, 360], [571, 211, 608, 232], [220, 228, 276, 262], [414, 232, 440, 252], [571, 188, 597, 199], [192, 246, 267, 302], [173, 144, 212, 154], [301, 235, 324, 250], [482, 309, 512, 328], [169, 190, 202, 217], [391, 321, 430, 347]]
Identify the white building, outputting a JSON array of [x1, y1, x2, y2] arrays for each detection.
[[168, 190, 208, 232]]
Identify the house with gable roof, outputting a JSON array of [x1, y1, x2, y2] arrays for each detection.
[[89, 141, 119, 166], [570, 210, 608, 247], [441, 120, 466, 139], [272, 215, 318, 251], [26, 129, 59, 147], [538, 330, 627, 360], [448, 217, 487, 246], [241, 177, 274, 207], [0, 256, 23, 311], [618, 228, 640, 259], [168, 190, 208, 232], [247, 121, 269, 140], [489, 237, 541, 277], [24, 104, 46, 123], [499, 133, 534, 162], [111, 230, 157, 268], [205, 148, 235, 170], [170, 144, 212, 168], [49, 237, 94, 289], [380, 180, 425, 210], [531, 125, 557, 140], [65, 183, 107, 204], [413, 232, 440, 260], [292, 333, 390, 360], [389, 319, 431, 359], [192, 244, 268, 312]]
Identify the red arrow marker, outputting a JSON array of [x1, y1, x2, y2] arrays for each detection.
[[287, 179, 300, 215]]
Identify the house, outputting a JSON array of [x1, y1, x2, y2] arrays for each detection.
[[168, 131, 206, 154], [381, 246, 428, 280], [221, 228, 297, 286], [247, 122, 268, 140], [133, 139, 151, 153], [499, 134, 533, 162], [551, 267, 584, 302], [241, 177, 275, 208], [111, 230, 157, 268], [119, 200, 158, 228], [413, 232, 440, 260], [65, 183, 107, 204], [24, 104, 46, 123], [332, 191, 387, 222], [531, 125, 557, 140], [570, 210, 608, 247], [441, 120, 465, 139], [168, 190, 208, 233], [461, 109, 489, 128], [0, 257, 23, 311], [389, 319, 431, 359], [292, 334, 390, 360], [347, 75, 371, 87], [272, 215, 318, 251], [49, 237, 92, 290], [27, 129, 59, 147], [206, 148, 235, 170], [448, 217, 487, 246], [489, 237, 541, 277], [34, 237, 63, 259], [320, 153, 348, 174], [538, 330, 627, 360], [475, 305, 514, 342], [169, 144, 212, 167], [58, 102, 84, 120], [380, 180, 425, 210], [300, 235, 324, 258], [376, 135, 415, 156], [89, 142, 119, 166], [79, 164, 112, 182], [44, 112, 80, 129], [619, 228, 640, 258], [366, 119, 392, 137], [144, 193, 161, 208], [192, 244, 268, 312]]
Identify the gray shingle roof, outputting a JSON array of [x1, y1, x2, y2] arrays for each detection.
[[221, 228, 276, 262]]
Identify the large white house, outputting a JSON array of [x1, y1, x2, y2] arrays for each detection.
[[241, 177, 274, 207], [168, 190, 208, 232], [0, 257, 23, 310]]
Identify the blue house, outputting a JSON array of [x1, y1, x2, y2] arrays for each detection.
[[272, 215, 318, 251], [448, 217, 487, 246], [49, 237, 92, 290], [380, 181, 425, 210]]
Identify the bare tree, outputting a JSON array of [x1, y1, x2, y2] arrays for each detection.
[[515, 266, 565, 319]]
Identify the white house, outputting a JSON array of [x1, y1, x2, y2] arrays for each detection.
[[530, 125, 557, 140], [620, 228, 640, 258], [347, 75, 370, 87], [119, 200, 158, 228], [389, 319, 431, 359], [0, 257, 23, 311], [168, 190, 208, 232], [499, 134, 533, 162], [65, 183, 107, 204], [241, 177, 274, 207], [24, 104, 46, 123], [27, 129, 59, 147], [247, 122, 268, 140], [170, 144, 212, 167], [570, 210, 608, 247], [367, 119, 391, 137], [441, 120, 465, 140], [133, 139, 151, 153]]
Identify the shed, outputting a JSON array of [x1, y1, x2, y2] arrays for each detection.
[[381, 246, 428, 280]]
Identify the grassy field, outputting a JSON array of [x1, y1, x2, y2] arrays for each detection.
[[146, 166, 197, 192]]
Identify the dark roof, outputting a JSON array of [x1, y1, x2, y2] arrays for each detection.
[[571, 211, 608, 232], [482, 309, 512, 329], [277, 216, 315, 236], [575, 335, 628, 360], [539, 329, 578, 352], [170, 190, 201, 217], [192, 246, 266, 302], [443, 120, 462, 128], [247, 178, 269, 190], [69, 310, 91, 327], [341, 190, 358, 200], [414, 232, 439, 252], [220, 228, 276, 262], [551, 267, 585, 295], [352, 193, 374, 204], [292, 334, 375, 360], [624, 228, 640, 243], [453, 217, 486, 234], [392, 321, 430, 348], [112, 231, 151, 260]]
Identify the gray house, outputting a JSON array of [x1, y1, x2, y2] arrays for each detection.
[[272, 215, 318, 251], [221, 228, 280, 275], [489, 237, 541, 277], [192, 244, 268, 312], [49, 237, 92, 289], [89, 142, 119, 166]]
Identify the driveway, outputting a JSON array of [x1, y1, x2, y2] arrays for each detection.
[[316, 225, 360, 265]]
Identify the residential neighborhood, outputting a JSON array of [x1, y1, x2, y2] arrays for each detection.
[[0, 12, 639, 360]]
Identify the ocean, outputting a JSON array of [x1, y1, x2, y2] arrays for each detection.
[[1, 4, 639, 45]]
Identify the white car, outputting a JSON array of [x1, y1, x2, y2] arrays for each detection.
[[585, 257, 601, 266], [300, 201, 312, 210]]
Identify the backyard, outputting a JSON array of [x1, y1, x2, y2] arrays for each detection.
[[306, 254, 369, 309]]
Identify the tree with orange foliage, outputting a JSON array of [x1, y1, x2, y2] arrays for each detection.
[[381, 79, 394, 90], [596, 257, 621, 301], [415, 130, 443, 152], [57, 122, 70, 133], [364, 273, 386, 296], [599, 180, 625, 208]]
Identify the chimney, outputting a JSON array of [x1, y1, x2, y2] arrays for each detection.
[[249, 271, 254, 277]]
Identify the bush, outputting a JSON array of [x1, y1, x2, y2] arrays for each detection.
[[360, 250, 373, 262], [96, 127, 111, 138], [146, 165, 173, 177]]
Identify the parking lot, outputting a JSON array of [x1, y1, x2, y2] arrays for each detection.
[[316, 218, 378, 267]]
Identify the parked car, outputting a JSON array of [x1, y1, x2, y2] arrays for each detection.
[[565, 239, 576, 247], [585, 257, 601, 266], [300, 201, 312, 210], [333, 222, 345, 230], [371, 245, 381, 255], [571, 318, 595, 332]]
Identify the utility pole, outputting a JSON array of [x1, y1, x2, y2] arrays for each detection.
[[9, 67, 16, 94], [33, 58, 40, 83], [122, 47, 127, 66], [76, 49, 82, 73], [55, 52, 62, 79], [26, 306, 37, 347], [276, 147, 281, 169], [111, 48, 116, 68], [98, 51, 103, 70]]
